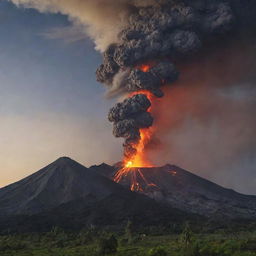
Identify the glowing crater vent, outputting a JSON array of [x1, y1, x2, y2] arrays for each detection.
[[114, 167, 159, 192]]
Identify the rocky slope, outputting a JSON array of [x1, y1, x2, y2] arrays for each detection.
[[91, 164, 256, 219]]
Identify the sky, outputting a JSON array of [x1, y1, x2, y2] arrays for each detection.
[[0, 1, 122, 187], [0, 1, 256, 196]]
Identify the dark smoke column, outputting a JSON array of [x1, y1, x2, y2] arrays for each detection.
[[95, 0, 236, 162]]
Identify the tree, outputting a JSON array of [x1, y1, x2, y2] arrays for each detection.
[[125, 220, 133, 244], [180, 222, 193, 247], [148, 246, 168, 256], [98, 235, 118, 255]]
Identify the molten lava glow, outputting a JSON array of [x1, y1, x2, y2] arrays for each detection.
[[140, 64, 151, 72], [123, 90, 155, 168], [114, 62, 157, 191], [136, 61, 156, 73], [122, 63, 157, 169], [124, 127, 154, 168]]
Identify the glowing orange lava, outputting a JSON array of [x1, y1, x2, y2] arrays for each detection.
[[113, 63, 157, 190], [122, 64, 156, 168], [122, 90, 155, 168], [124, 127, 153, 168], [140, 64, 151, 72]]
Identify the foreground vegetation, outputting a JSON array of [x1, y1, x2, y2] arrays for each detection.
[[1, 223, 256, 256]]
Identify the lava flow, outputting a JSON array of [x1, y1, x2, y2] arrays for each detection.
[[125, 89, 155, 168], [113, 65, 156, 191], [121, 64, 156, 169], [113, 90, 155, 191]]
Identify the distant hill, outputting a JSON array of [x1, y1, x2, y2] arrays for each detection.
[[0, 157, 125, 216]]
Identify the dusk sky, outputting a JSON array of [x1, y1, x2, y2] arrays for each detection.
[[0, 1, 122, 187], [1, 1, 256, 196]]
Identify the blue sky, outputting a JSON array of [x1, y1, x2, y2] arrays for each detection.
[[0, 1, 121, 187]]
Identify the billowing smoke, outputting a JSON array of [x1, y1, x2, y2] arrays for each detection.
[[108, 94, 153, 158], [95, 0, 256, 160], [10, 0, 256, 174]]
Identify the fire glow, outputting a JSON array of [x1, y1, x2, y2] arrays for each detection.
[[113, 65, 156, 191], [123, 65, 155, 169]]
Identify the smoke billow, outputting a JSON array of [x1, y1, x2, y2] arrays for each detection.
[[108, 94, 153, 158], [97, 0, 256, 161], [10, 0, 256, 189]]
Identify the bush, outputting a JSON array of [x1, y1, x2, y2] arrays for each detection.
[[148, 246, 168, 256], [182, 242, 201, 256], [180, 222, 193, 247]]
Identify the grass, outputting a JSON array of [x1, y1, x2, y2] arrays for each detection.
[[0, 228, 256, 256]]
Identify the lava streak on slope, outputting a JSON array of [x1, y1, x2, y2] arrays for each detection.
[[114, 167, 158, 192]]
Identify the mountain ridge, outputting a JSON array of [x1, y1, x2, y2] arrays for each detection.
[[0, 157, 126, 216]]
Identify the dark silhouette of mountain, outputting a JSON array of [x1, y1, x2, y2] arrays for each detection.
[[0, 157, 126, 216], [0, 191, 193, 233], [92, 164, 256, 219]]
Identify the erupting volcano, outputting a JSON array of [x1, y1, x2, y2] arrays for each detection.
[[95, 0, 256, 191], [107, 60, 179, 170]]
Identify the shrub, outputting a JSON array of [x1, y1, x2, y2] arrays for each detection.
[[148, 246, 168, 256], [180, 222, 193, 247]]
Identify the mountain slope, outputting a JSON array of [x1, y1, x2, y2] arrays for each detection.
[[0, 157, 125, 216], [0, 191, 194, 233], [92, 164, 256, 219]]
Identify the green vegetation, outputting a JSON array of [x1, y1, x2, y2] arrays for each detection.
[[1, 225, 256, 256]]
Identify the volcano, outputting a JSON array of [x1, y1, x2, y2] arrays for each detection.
[[0, 157, 256, 233]]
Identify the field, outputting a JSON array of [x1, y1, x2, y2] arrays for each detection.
[[1, 224, 256, 256]]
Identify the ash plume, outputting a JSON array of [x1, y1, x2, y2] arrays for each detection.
[[10, 0, 256, 165], [108, 94, 153, 158]]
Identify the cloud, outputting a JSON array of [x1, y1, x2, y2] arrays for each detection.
[[10, 0, 134, 51], [40, 25, 87, 44]]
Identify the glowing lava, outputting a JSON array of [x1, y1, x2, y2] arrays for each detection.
[[113, 63, 157, 191], [113, 90, 155, 190], [123, 89, 155, 168]]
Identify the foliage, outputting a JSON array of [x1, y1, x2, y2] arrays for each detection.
[[180, 222, 193, 247], [125, 220, 133, 244]]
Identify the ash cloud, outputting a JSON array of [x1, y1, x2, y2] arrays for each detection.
[[147, 39, 256, 194], [108, 94, 153, 158], [10, 0, 256, 191], [96, 0, 239, 157]]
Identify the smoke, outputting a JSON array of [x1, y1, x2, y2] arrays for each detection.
[[147, 38, 256, 194], [10, 0, 256, 191], [108, 94, 153, 158], [10, 0, 132, 51], [96, 0, 238, 159]]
